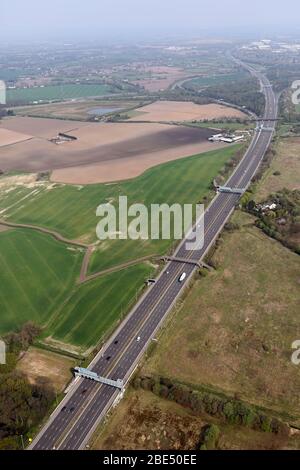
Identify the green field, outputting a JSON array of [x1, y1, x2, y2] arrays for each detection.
[[186, 121, 252, 131], [143, 211, 300, 419], [0, 229, 83, 335], [7, 83, 115, 105], [47, 263, 154, 348], [0, 145, 241, 350], [0, 228, 154, 350], [0, 145, 240, 272], [185, 71, 248, 89]]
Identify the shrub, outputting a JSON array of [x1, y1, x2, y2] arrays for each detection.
[[201, 424, 220, 450]]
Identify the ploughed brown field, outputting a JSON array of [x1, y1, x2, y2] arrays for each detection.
[[0, 128, 32, 147], [0, 116, 227, 184], [132, 66, 189, 92], [129, 100, 247, 122]]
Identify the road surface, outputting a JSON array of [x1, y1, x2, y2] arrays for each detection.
[[30, 61, 277, 450]]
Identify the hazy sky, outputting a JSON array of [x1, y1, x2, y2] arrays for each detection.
[[2, 0, 300, 42]]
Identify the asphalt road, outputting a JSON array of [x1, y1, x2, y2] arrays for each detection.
[[30, 62, 277, 450]]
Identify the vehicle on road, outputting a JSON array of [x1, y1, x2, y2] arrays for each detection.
[[178, 272, 187, 283]]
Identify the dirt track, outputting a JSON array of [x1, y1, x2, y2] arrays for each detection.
[[0, 219, 88, 248]]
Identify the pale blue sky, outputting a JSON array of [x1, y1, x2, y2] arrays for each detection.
[[2, 0, 300, 42]]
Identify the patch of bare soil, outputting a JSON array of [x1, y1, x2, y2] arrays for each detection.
[[0, 224, 11, 232], [17, 347, 75, 392], [132, 67, 189, 92], [129, 101, 247, 122], [1, 116, 89, 139], [0, 128, 32, 147], [0, 119, 228, 183], [94, 392, 204, 450], [51, 140, 226, 184], [92, 389, 292, 450]]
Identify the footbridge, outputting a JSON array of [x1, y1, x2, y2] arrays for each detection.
[[74, 367, 124, 390], [162, 256, 211, 270], [216, 186, 245, 195]]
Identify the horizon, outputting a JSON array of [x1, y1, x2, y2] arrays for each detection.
[[2, 0, 300, 44]]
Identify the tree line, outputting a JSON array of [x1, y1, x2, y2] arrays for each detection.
[[0, 323, 55, 450]]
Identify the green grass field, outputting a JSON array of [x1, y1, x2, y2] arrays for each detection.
[[0, 228, 154, 350], [7, 83, 115, 105], [186, 121, 252, 131], [0, 145, 240, 273], [143, 211, 300, 420], [0, 228, 83, 335], [47, 263, 154, 348], [185, 71, 248, 89], [0, 145, 241, 350]]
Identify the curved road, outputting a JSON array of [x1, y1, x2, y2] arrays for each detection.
[[30, 61, 277, 450]]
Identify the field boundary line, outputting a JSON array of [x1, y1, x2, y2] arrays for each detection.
[[0, 219, 90, 248], [80, 253, 160, 284]]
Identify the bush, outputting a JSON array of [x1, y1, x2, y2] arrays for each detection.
[[132, 377, 141, 389], [198, 268, 208, 277], [260, 415, 273, 433], [222, 401, 235, 423], [201, 424, 220, 450], [199, 443, 207, 450], [4, 322, 42, 354], [136, 376, 288, 435]]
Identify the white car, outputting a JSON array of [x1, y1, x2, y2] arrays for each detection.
[[178, 272, 187, 283], [136, 336, 141, 342]]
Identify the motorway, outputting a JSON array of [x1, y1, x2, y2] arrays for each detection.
[[30, 61, 277, 450]]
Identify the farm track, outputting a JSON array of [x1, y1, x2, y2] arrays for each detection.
[[0, 220, 89, 248], [0, 219, 156, 284], [80, 254, 159, 284]]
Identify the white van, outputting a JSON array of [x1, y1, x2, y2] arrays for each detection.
[[178, 273, 187, 283]]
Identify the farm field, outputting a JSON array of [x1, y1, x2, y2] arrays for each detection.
[[0, 228, 83, 335], [186, 121, 253, 131], [1, 115, 89, 139], [0, 140, 241, 352], [143, 211, 300, 421], [0, 227, 154, 351], [0, 146, 240, 268], [13, 99, 142, 121], [6, 83, 115, 105], [184, 71, 248, 89], [128, 100, 247, 122], [0, 128, 32, 147], [0, 117, 227, 183], [44, 262, 154, 350], [131, 66, 190, 92], [255, 136, 300, 200]]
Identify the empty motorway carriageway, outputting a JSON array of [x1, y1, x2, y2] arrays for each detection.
[[30, 61, 277, 450]]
